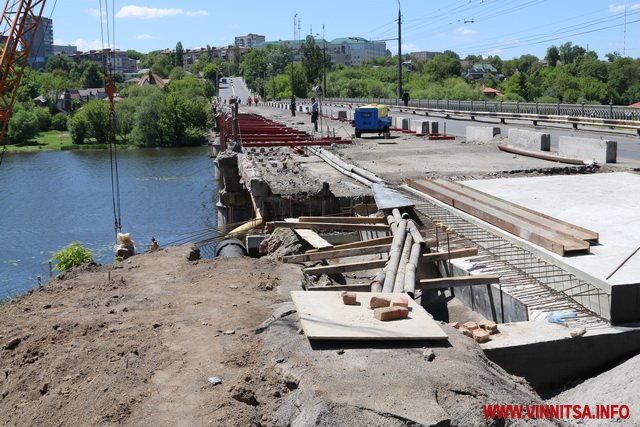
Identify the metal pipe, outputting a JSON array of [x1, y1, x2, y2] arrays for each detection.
[[393, 233, 413, 293], [403, 242, 423, 298], [382, 219, 407, 292]]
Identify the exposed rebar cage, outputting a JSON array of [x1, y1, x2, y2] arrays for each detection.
[[404, 189, 610, 328]]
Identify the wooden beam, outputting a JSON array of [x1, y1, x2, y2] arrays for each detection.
[[304, 259, 388, 275], [408, 179, 590, 256], [283, 244, 390, 263], [432, 180, 598, 243], [307, 284, 372, 292], [306, 235, 394, 253], [418, 275, 500, 289], [421, 247, 478, 263], [270, 221, 389, 232], [293, 229, 333, 250], [298, 216, 388, 224]]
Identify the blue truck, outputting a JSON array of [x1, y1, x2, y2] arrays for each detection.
[[352, 104, 392, 139]]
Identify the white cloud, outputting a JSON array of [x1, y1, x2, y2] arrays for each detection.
[[401, 43, 420, 52], [86, 8, 101, 18], [115, 6, 183, 19], [55, 38, 104, 52], [454, 27, 477, 41], [186, 10, 208, 17], [136, 34, 153, 40], [609, 3, 640, 12]]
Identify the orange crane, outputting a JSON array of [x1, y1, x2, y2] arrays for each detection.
[[0, 0, 46, 146]]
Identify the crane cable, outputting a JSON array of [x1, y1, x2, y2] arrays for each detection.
[[99, 0, 122, 239]]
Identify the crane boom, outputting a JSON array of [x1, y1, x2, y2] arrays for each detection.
[[0, 0, 46, 146]]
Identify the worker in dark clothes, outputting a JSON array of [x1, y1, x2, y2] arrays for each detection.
[[290, 95, 296, 116], [310, 97, 319, 132], [402, 91, 410, 107]]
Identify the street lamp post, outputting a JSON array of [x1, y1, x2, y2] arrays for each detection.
[[397, 0, 402, 105], [322, 24, 327, 98]]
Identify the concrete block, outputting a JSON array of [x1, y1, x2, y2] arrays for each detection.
[[395, 116, 406, 129], [337, 110, 348, 120], [558, 136, 617, 163], [401, 118, 411, 130], [508, 128, 551, 151], [410, 120, 430, 134], [429, 121, 439, 134], [466, 126, 500, 143]]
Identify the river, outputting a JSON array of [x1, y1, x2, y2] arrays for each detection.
[[0, 146, 217, 299]]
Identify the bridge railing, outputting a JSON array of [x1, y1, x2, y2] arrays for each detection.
[[322, 98, 640, 122]]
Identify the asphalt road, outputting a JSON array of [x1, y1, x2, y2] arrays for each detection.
[[218, 76, 252, 106], [316, 103, 640, 165]]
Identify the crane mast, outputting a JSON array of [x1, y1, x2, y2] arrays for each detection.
[[0, 0, 46, 146]]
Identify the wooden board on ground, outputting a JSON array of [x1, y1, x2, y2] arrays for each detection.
[[294, 229, 333, 250], [291, 291, 448, 341]]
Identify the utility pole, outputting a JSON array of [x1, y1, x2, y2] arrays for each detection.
[[291, 13, 297, 97], [397, 0, 402, 105], [623, 5, 627, 57], [323, 24, 327, 98]]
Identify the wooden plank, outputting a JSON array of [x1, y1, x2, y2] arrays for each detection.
[[294, 229, 333, 250], [283, 244, 390, 263], [418, 275, 500, 289], [433, 180, 598, 243], [307, 236, 394, 253], [307, 284, 372, 292], [298, 216, 387, 224], [408, 179, 590, 256], [270, 221, 390, 232], [291, 291, 448, 340], [304, 259, 388, 275], [421, 247, 479, 263]]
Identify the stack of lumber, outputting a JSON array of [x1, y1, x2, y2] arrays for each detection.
[[273, 211, 498, 295], [408, 179, 598, 257]]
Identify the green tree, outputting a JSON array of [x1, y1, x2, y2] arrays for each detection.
[[80, 62, 105, 88], [127, 49, 144, 61], [545, 46, 560, 67], [45, 55, 76, 74], [175, 41, 184, 68], [82, 100, 113, 144], [169, 66, 186, 80], [240, 48, 269, 91], [301, 36, 324, 85], [50, 112, 68, 131], [423, 50, 462, 81], [68, 112, 89, 144], [7, 105, 38, 144]]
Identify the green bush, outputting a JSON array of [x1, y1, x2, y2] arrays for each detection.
[[50, 113, 68, 131], [68, 112, 88, 144], [51, 241, 93, 272]]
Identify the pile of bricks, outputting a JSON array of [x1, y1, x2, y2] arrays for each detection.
[[448, 320, 499, 343], [342, 292, 410, 321]]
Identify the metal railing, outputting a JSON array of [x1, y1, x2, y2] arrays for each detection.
[[323, 98, 640, 121]]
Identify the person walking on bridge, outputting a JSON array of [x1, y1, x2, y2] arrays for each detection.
[[311, 97, 319, 132], [247, 96, 253, 107], [402, 91, 410, 107], [290, 95, 296, 116]]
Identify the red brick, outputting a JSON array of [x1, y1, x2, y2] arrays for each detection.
[[448, 321, 460, 329], [373, 306, 409, 321], [473, 329, 491, 343], [479, 321, 499, 334], [391, 296, 409, 308], [463, 321, 479, 331], [341, 292, 357, 305], [369, 296, 391, 309]]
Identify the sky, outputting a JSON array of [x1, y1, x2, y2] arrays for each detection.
[[46, 0, 640, 60]]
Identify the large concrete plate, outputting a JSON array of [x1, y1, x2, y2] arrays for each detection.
[[291, 291, 448, 340], [372, 183, 414, 211]]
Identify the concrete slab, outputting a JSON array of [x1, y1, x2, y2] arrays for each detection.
[[482, 319, 640, 392], [462, 172, 640, 323], [291, 291, 448, 340]]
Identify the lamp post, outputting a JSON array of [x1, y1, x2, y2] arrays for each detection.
[[397, 0, 402, 105], [322, 24, 327, 98]]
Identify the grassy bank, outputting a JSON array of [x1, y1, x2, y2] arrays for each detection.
[[2, 130, 125, 152]]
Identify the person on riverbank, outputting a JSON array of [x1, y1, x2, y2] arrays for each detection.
[[151, 237, 160, 252], [311, 97, 319, 132], [290, 95, 296, 116]]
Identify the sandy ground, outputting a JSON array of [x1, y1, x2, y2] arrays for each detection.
[[1, 243, 562, 426]]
